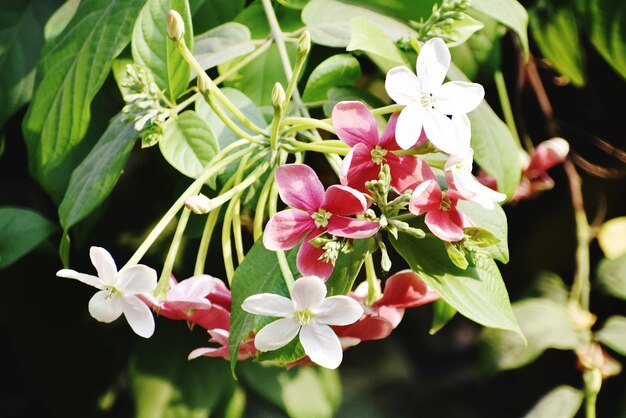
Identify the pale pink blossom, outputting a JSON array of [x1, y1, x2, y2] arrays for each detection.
[[188, 329, 256, 361]]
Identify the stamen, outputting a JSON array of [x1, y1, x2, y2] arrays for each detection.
[[312, 209, 331, 228], [294, 309, 313, 325], [370, 146, 388, 165]]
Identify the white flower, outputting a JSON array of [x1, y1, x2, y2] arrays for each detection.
[[57, 247, 157, 338], [445, 148, 507, 210], [242, 276, 363, 369], [384, 37, 484, 154]]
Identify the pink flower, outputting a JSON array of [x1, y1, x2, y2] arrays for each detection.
[[332, 101, 433, 193], [188, 329, 256, 361], [409, 179, 468, 242], [263, 164, 380, 279]]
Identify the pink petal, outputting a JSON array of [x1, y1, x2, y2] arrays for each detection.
[[322, 185, 368, 215], [379, 113, 400, 150], [387, 154, 436, 194], [409, 179, 442, 215], [332, 101, 379, 147], [170, 274, 217, 300], [188, 305, 230, 330], [327, 216, 380, 239], [526, 137, 569, 176], [334, 316, 393, 341], [275, 164, 324, 212], [297, 238, 334, 280], [263, 209, 316, 250], [378, 306, 405, 328], [341, 143, 380, 193], [425, 208, 464, 242], [375, 270, 439, 308]]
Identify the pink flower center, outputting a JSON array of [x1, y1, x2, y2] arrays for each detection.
[[312, 209, 331, 228], [439, 195, 453, 211], [370, 146, 388, 165]]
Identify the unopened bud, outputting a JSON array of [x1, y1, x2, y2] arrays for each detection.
[[166, 10, 185, 41], [197, 74, 210, 95], [185, 194, 212, 214], [296, 31, 311, 58], [271, 82, 286, 113]]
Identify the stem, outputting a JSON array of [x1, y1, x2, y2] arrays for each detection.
[[282, 117, 336, 134], [494, 70, 522, 148], [155, 208, 191, 299], [284, 139, 350, 156], [277, 250, 295, 294], [363, 252, 380, 306], [193, 206, 221, 275], [202, 90, 265, 145], [172, 91, 199, 115], [254, 169, 275, 240], [370, 104, 404, 116], [213, 39, 272, 86]]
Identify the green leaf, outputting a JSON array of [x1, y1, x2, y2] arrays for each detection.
[[597, 254, 626, 300], [193, 22, 254, 71], [450, 15, 501, 81], [325, 238, 372, 296], [441, 13, 484, 48], [132, 0, 193, 102], [234, 1, 303, 39], [229, 240, 299, 374], [239, 362, 341, 418], [190, 0, 245, 34], [130, 322, 235, 418], [159, 110, 219, 179], [58, 114, 139, 231], [43, 0, 80, 41], [523, 386, 583, 418], [255, 334, 306, 364], [391, 232, 522, 336], [458, 200, 509, 263], [596, 315, 626, 357], [0, 0, 59, 127], [529, 3, 585, 87], [302, 0, 417, 48], [23, 0, 146, 201], [482, 298, 579, 370], [589, 0, 626, 80], [347, 17, 407, 72], [0, 207, 56, 269], [278, 0, 310, 9], [322, 86, 385, 117], [470, 0, 529, 60], [463, 227, 500, 248], [302, 54, 361, 103], [430, 299, 457, 334]]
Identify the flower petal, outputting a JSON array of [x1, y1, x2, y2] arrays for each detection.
[[425, 209, 464, 242], [409, 179, 442, 215], [170, 274, 217, 300], [341, 143, 381, 193], [526, 137, 569, 176], [451, 169, 506, 210], [120, 295, 155, 338], [297, 238, 334, 280], [395, 103, 425, 150], [254, 318, 300, 351], [275, 164, 324, 212], [88, 291, 123, 323], [385, 66, 422, 105], [433, 81, 484, 115], [416, 37, 450, 91], [387, 154, 436, 194], [292, 276, 327, 310], [90, 247, 118, 286], [451, 114, 471, 151], [332, 101, 379, 147], [242, 293, 295, 317], [422, 109, 461, 155], [379, 112, 400, 149], [300, 323, 343, 369], [334, 316, 393, 341], [322, 185, 368, 215], [327, 216, 380, 239], [117, 265, 157, 294], [314, 295, 363, 325], [263, 209, 316, 250], [375, 270, 439, 308], [57, 269, 103, 289]]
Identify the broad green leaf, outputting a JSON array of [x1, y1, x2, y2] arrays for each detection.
[[58, 114, 139, 231], [597, 253, 626, 300], [302, 54, 361, 103], [159, 110, 219, 179], [302, 0, 417, 48], [391, 232, 522, 336], [430, 299, 457, 334], [0, 0, 59, 127], [322, 86, 385, 117], [596, 315, 626, 357], [43, 0, 80, 41], [450, 15, 501, 82], [23, 0, 146, 201], [239, 362, 341, 418], [598, 216, 626, 259], [190, 0, 245, 34], [229, 240, 299, 373], [0, 207, 56, 269], [325, 238, 372, 296], [234, 1, 303, 39], [470, 0, 529, 60], [523, 386, 583, 418], [458, 200, 509, 263], [255, 333, 306, 364], [529, 3, 585, 87], [482, 298, 579, 370], [130, 322, 235, 418], [532, 271, 569, 305], [441, 13, 484, 48], [589, 0, 626, 80], [193, 23, 254, 71], [132, 0, 192, 102], [347, 17, 407, 73]]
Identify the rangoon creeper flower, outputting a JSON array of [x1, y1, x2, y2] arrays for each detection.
[[57, 247, 157, 338], [263, 164, 380, 279], [332, 101, 434, 194], [385, 37, 484, 154], [242, 276, 364, 369]]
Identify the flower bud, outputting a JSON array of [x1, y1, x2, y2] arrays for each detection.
[[296, 31, 311, 58], [272, 82, 286, 113], [185, 194, 212, 214], [166, 10, 185, 41], [197, 74, 210, 95]]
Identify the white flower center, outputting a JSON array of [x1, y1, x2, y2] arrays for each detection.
[[294, 309, 313, 325], [312, 209, 331, 228], [104, 285, 120, 299], [420, 92, 435, 108]]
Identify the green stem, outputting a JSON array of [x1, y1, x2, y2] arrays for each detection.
[[494, 70, 522, 148], [254, 168, 275, 240], [370, 104, 404, 116], [193, 206, 221, 275], [363, 252, 380, 306], [282, 117, 336, 134], [172, 91, 199, 115], [285, 139, 349, 156], [277, 250, 295, 294], [202, 90, 265, 145], [213, 39, 272, 86], [155, 208, 191, 299]]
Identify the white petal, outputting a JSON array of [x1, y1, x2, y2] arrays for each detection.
[[116, 265, 157, 294], [416, 38, 450, 91], [121, 295, 155, 338], [422, 110, 460, 154], [89, 247, 118, 286], [291, 276, 327, 310], [242, 293, 294, 317], [300, 323, 343, 369], [433, 81, 484, 115], [57, 269, 103, 290], [384, 66, 421, 105], [452, 170, 506, 209], [451, 114, 472, 151], [88, 291, 123, 323], [314, 296, 363, 325], [254, 318, 300, 351], [395, 104, 425, 150]]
